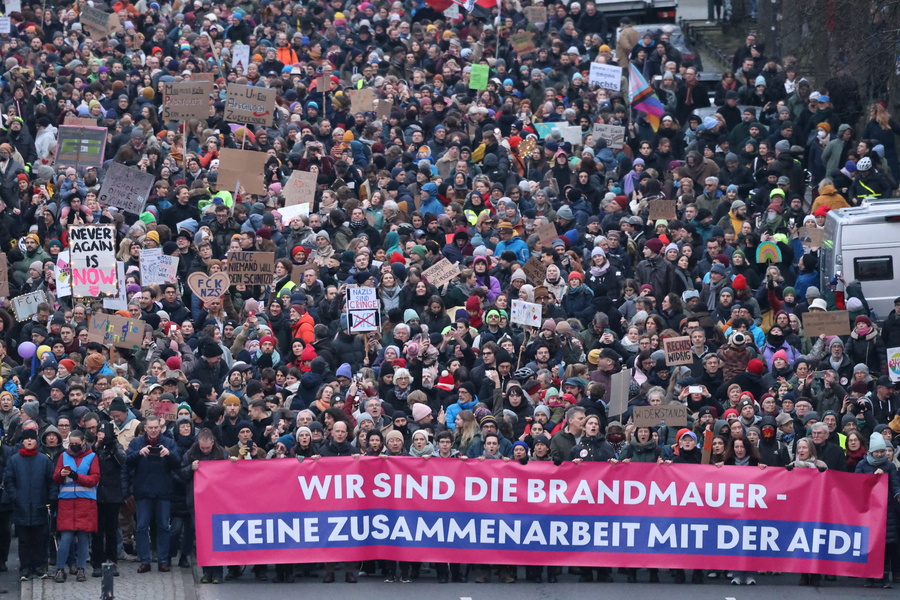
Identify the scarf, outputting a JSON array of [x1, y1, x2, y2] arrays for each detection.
[[631, 437, 657, 452], [846, 445, 868, 470], [146, 436, 160, 446], [393, 385, 411, 403], [409, 442, 435, 457], [684, 81, 696, 104], [867, 449, 889, 466], [590, 261, 610, 277], [19, 446, 38, 456], [734, 455, 751, 466], [482, 448, 503, 459], [349, 219, 366, 231]]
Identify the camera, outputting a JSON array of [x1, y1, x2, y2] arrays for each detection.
[[731, 331, 747, 346]]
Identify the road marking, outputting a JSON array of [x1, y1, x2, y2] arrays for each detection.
[[727, 597, 737, 600], [461, 597, 473, 600]]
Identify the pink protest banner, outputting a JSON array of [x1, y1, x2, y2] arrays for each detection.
[[194, 458, 885, 576]]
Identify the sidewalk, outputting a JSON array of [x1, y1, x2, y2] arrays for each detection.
[[22, 563, 194, 600]]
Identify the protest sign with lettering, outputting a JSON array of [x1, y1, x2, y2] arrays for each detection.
[[158, 255, 179, 283], [196, 458, 887, 577], [98, 162, 155, 215], [346, 287, 380, 333], [524, 5, 547, 21], [228, 252, 275, 286], [141, 400, 178, 421], [0, 18, 11, 35], [536, 222, 558, 246], [591, 124, 626, 149], [509, 32, 537, 54], [663, 336, 693, 366], [216, 148, 268, 196], [347, 88, 376, 112], [103, 263, 128, 311], [648, 200, 678, 221], [69, 225, 117, 297], [162, 81, 214, 121], [510, 299, 541, 327], [421, 258, 458, 288], [224, 84, 275, 125], [375, 99, 393, 120], [188, 272, 230, 301], [55, 251, 71, 298], [522, 256, 547, 285], [557, 124, 583, 146], [802, 310, 850, 337], [80, 6, 119, 39], [633, 404, 689, 427], [283, 170, 318, 207], [0, 253, 8, 297], [469, 64, 489, 90], [139, 248, 162, 285], [56, 126, 107, 168], [589, 63, 623, 91], [231, 44, 250, 73], [11, 290, 46, 322], [87, 314, 145, 349], [889, 347, 900, 383], [799, 228, 824, 248]]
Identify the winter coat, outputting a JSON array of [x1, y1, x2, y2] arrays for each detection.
[[561, 284, 595, 326], [94, 436, 126, 504], [4, 448, 55, 526], [570, 434, 617, 462], [332, 332, 365, 371], [855, 459, 900, 545], [445, 397, 477, 431], [53, 447, 100, 532], [179, 442, 228, 511], [125, 434, 180, 499], [618, 438, 662, 462], [847, 328, 886, 376]]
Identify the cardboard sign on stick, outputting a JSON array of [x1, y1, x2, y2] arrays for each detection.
[[802, 310, 850, 337]]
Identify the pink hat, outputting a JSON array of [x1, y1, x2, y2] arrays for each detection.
[[412, 403, 431, 422]]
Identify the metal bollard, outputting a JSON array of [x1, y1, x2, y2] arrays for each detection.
[[101, 562, 115, 600]]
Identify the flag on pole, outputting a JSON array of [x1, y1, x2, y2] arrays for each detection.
[[628, 67, 665, 131]]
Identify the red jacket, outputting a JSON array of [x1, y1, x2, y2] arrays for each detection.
[[53, 448, 101, 532]]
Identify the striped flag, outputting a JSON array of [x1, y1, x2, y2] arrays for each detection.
[[628, 67, 666, 131]]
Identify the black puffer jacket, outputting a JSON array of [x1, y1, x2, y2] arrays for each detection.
[[569, 434, 617, 462], [94, 425, 127, 504]]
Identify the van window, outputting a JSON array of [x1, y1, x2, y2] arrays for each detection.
[[854, 256, 893, 281]]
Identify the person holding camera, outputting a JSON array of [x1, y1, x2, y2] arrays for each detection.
[[125, 415, 180, 574]]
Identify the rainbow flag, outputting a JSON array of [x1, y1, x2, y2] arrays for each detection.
[[628, 67, 665, 131]]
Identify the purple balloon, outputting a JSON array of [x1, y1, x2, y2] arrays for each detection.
[[17, 342, 36, 359]]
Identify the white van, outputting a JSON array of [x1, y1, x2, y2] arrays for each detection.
[[821, 199, 900, 319]]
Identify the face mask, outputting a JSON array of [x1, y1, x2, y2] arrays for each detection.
[[762, 428, 775, 439], [69, 443, 83, 453], [817, 130, 827, 139], [607, 433, 624, 444], [767, 211, 777, 221]]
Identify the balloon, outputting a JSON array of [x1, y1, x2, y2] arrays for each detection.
[[36, 345, 51, 360], [17, 342, 36, 359]]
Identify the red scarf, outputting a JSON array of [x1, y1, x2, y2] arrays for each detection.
[[19, 447, 38, 456]]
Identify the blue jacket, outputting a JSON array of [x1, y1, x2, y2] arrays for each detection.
[[125, 434, 180, 500], [4, 449, 55, 526], [495, 236, 530, 263], [794, 270, 819, 302], [445, 397, 477, 431]]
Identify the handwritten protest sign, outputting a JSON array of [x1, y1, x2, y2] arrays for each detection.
[[231, 44, 250, 73], [139, 248, 162, 285], [11, 290, 46, 322], [55, 251, 71, 298], [283, 170, 318, 207], [228, 252, 275, 286], [103, 263, 128, 311], [224, 84, 275, 125], [56, 126, 107, 167], [80, 6, 121, 39], [98, 162, 155, 215], [633, 404, 689, 427], [589, 63, 623, 91], [87, 314, 145, 349], [141, 400, 178, 421], [536, 222, 558, 246], [469, 64, 489, 90], [591, 124, 626, 149], [803, 310, 850, 337], [800, 227, 824, 248], [422, 258, 458, 288], [0, 18, 11, 35], [69, 225, 117, 297], [188, 271, 230, 300], [524, 5, 547, 22], [158, 255, 179, 283], [510, 299, 541, 327], [509, 32, 537, 54], [375, 99, 393, 120], [216, 148, 268, 196], [663, 336, 693, 366], [162, 81, 214, 121], [557, 124, 583, 146], [522, 256, 547, 285], [0, 253, 8, 297], [346, 287, 380, 332], [648, 200, 678, 221], [889, 347, 900, 383], [347, 88, 376, 112]]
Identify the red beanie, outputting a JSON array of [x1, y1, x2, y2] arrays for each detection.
[[732, 274, 747, 290], [390, 252, 406, 264], [747, 358, 765, 374], [260, 335, 277, 346], [166, 356, 182, 371], [466, 297, 481, 311]]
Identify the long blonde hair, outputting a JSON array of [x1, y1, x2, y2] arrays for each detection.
[[454, 410, 478, 451], [874, 103, 892, 130]]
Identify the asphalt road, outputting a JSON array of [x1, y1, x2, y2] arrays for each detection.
[[194, 568, 900, 600]]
